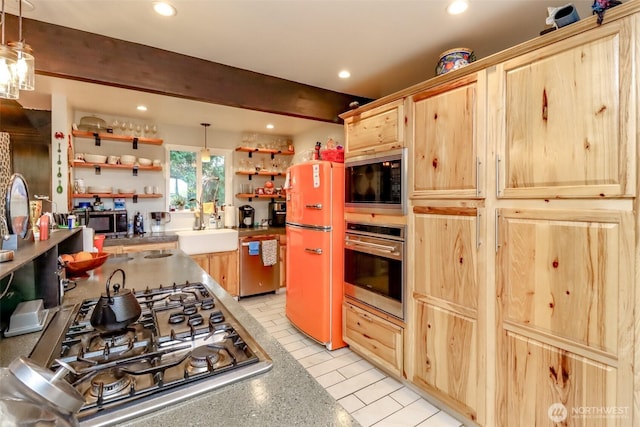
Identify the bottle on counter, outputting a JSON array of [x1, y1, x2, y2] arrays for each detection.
[[134, 212, 144, 236], [127, 218, 134, 237]]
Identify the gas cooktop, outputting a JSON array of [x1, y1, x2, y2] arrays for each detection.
[[29, 281, 272, 426]]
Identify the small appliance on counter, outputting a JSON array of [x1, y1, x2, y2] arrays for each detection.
[[149, 211, 171, 234], [239, 205, 255, 228], [269, 201, 286, 227], [133, 212, 144, 235]]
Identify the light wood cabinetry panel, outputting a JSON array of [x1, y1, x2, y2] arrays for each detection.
[[344, 99, 404, 158], [209, 250, 238, 296], [279, 234, 286, 288], [189, 251, 239, 296], [411, 74, 484, 199], [412, 204, 484, 423], [503, 333, 621, 427], [343, 302, 403, 378], [494, 19, 635, 199], [413, 300, 478, 422], [496, 208, 633, 426]]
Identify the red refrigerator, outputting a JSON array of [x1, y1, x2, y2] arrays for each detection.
[[285, 160, 346, 350]]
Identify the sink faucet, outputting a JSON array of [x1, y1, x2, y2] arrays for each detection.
[[189, 176, 221, 230], [189, 198, 207, 230]]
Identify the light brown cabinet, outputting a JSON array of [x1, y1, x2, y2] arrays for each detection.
[[494, 19, 634, 199], [343, 302, 403, 378], [411, 73, 484, 199], [341, 5, 640, 426], [411, 205, 484, 423], [495, 209, 633, 426], [343, 99, 404, 158], [190, 250, 239, 296]]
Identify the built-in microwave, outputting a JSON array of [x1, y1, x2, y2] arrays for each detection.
[[344, 148, 407, 215], [74, 210, 128, 238]]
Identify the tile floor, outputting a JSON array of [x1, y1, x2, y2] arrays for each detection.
[[238, 290, 467, 427]]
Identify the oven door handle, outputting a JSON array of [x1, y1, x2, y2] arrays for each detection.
[[345, 238, 400, 255], [305, 203, 323, 210], [305, 247, 323, 255]]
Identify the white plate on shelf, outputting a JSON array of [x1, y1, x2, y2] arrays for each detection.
[[118, 188, 136, 194]]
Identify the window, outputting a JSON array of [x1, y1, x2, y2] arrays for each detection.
[[167, 145, 232, 211]]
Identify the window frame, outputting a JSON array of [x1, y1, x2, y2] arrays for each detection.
[[164, 143, 233, 213]]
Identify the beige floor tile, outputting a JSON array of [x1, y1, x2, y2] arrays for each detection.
[[297, 350, 335, 368], [351, 396, 403, 427], [375, 398, 441, 427], [338, 359, 376, 379], [417, 410, 465, 427], [307, 351, 363, 378], [355, 376, 404, 405], [389, 387, 422, 406], [289, 344, 326, 360], [316, 370, 347, 388], [283, 339, 308, 352], [338, 394, 366, 414], [325, 368, 386, 400]]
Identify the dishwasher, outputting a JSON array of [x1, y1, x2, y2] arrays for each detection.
[[239, 235, 280, 298]]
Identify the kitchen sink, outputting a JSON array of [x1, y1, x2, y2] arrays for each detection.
[[176, 228, 239, 255]]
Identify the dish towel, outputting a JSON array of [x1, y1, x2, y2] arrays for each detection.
[[261, 239, 278, 266], [248, 241, 260, 256]]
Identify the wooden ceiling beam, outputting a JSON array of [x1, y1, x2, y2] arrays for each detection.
[[4, 14, 372, 124]]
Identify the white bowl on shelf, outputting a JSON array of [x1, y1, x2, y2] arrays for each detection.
[[118, 188, 136, 194], [138, 158, 152, 166], [120, 155, 136, 165], [87, 186, 112, 194], [84, 154, 107, 164]]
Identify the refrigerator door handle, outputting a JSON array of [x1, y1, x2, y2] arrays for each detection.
[[304, 248, 323, 255], [305, 203, 323, 210]]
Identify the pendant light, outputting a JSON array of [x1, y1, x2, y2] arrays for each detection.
[[200, 123, 211, 163], [0, 0, 19, 99], [8, 0, 34, 90]]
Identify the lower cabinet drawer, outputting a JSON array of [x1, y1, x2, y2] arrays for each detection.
[[343, 302, 403, 377]]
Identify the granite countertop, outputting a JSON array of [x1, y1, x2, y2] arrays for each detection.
[[103, 226, 286, 247], [0, 249, 355, 426]]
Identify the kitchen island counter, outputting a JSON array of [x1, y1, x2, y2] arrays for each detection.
[[0, 249, 357, 427]]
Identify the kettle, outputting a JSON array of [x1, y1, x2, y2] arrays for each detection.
[[90, 269, 141, 333], [238, 205, 255, 228]]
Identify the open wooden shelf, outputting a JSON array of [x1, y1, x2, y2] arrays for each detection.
[[72, 130, 163, 146], [236, 170, 286, 177], [236, 193, 285, 200], [72, 193, 162, 199], [235, 146, 294, 156], [73, 161, 162, 171]]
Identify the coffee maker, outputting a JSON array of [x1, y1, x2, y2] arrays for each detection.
[[269, 201, 286, 227], [238, 205, 255, 228], [150, 212, 171, 234]]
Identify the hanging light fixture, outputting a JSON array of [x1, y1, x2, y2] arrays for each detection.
[[200, 123, 211, 163], [8, 0, 34, 90], [0, 0, 19, 99]]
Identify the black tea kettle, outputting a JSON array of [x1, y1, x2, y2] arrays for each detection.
[[90, 269, 141, 333]]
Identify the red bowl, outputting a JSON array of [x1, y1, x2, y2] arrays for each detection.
[[64, 252, 110, 277]]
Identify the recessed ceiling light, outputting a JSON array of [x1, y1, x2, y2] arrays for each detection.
[[338, 70, 351, 79], [266, 124, 274, 129], [137, 105, 148, 111], [153, 2, 177, 17], [447, 0, 468, 15]]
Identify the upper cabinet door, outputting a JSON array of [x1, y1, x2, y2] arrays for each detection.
[[344, 99, 404, 158], [411, 73, 485, 199], [494, 18, 635, 199]]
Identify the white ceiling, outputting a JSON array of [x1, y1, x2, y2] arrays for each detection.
[[7, 0, 597, 135]]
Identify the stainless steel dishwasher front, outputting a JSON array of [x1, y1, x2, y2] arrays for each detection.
[[239, 235, 280, 297]]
